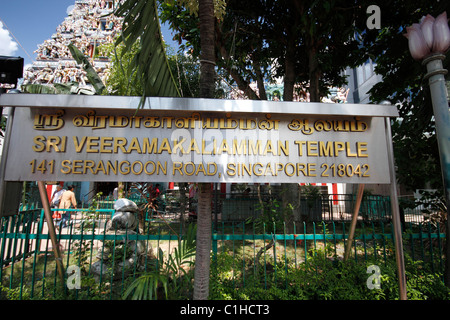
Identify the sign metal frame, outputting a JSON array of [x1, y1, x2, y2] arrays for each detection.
[[0, 94, 397, 185]]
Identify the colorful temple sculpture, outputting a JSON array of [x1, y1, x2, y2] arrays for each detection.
[[22, 0, 123, 92]]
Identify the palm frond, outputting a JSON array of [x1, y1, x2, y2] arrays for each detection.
[[21, 84, 58, 94], [115, 0, 181, 105], [122, 272, 169, 300], [68, 44, 106, 95], [167, 224, 197, 274]]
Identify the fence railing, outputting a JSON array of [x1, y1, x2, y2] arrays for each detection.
[[0, 208, 445, 300], [94, 192, 428, 224]]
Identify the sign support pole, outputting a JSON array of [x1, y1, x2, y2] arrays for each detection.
[[37, 181, 66, 291], [344, 184, 365, 261], [385, 117, 407, 300], [0, 106, 14, 217]]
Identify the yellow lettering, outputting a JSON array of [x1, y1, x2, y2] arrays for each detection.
[[253, 163, 263, 176], [145, 161, 156, 175], [307, 141, 318, 156], [173, 138, 186, 154], [100, 137, 113, 153], [249, 140, 263, 155], [319, 141, 333, 157], [207, 163, 217, 176], [308, 163, 317, 177], [32, 136, 45, 152], [105, 160, 116, 175], [127, 137, 142, 153], [119, 161, 130, 174], [158, 138, 172, 154], [60, 136, 67, 152], [143, 138, 158, 154], [217, 140, 231, 154], [202, 139, 212, 155], [232, 139, 246, 155], [187, 139, 201, 154], [297, 163, 306, 176], [184, 162, 195, 176], [264, 141, 275, 155], [195, 163, 207, 176], [285, 163, 295, 176], [114, 137, 128, 154], [278, 141, 289, 156], [72, 160, 83, 174], [294, 141, 306, 156], [173, 162, 183, 175], [334, 142, 345, 157], [264, 163, 275, 175], [357, 142, 369, 157], [61, 160, 71, 174], [242, 163, 252, 176], [346, 142, 357, 157], [227, 163, 236, 176], [157, 161, 167, 175], [276, 163, 284, 175], [73, 136, 87, 153], [83, 160, 95, 174], [131, 161, 143, 175], [86, 137, 99, 153]]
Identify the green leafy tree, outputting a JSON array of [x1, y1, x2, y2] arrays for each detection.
[[358, 0, 449, 192], [100, 41, 144, 96], [167, 50, 201, 98], [357, 0, 450, 286], [160, 0, 368, 102]]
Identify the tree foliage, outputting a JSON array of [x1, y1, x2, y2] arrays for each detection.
[[100, 41, 144, 96], [114, 0, 181, 101], [358, 0, 450, 190], [160, 0, 370, 102], [167, 50, 201, 97]]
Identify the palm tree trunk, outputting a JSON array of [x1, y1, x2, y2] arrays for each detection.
[[193, 183, 213, 299], [193, 0, 215, 300], [199, 0, 216, 99]]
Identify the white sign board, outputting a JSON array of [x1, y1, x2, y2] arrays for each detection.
[[0, 95, 397, 184]]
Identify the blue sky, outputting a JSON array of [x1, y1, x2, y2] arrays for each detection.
[[0, 0, 178, 67]]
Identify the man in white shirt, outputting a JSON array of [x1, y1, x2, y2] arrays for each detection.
[[51, 184, 65, 209]]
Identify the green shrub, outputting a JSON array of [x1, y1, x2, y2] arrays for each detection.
[[209, 249, 450, 300]]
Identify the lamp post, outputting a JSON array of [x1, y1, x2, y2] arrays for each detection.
[[405, 12, 450, 286]]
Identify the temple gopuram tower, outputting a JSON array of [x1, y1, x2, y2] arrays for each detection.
[[22, 0, 123, 92]]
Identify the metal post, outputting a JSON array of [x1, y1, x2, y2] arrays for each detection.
[[37, 181, 66, 290], [344, 184, 364, 261], [0, 106, 14, 217], [423, 54, 450, 190], [385, 116, 407, 300], [422, 53, 450, 287], [214, 183, 220, 232]]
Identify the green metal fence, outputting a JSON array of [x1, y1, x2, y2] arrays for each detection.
[[0, 208, 446, 300], [212, 220, 445, 290]]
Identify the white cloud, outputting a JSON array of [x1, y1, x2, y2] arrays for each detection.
[[0, 22, 19, 56]]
